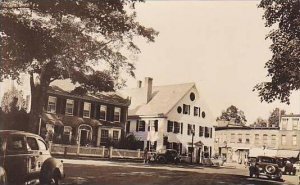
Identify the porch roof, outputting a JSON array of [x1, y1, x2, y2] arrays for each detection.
[[42, 113, 63, 126]]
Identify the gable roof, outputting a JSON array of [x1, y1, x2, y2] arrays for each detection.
[[48, 86, 130, 107], [118, 83, 195, 116]]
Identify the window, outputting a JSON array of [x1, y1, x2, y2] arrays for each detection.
[[199, 126, 204, 137], [65, 99, 74, 115], [100, 105, 107, 120], [237, 134, 242, 143], [271, 134, 276, 145], [167, 121, 174, 132], [263, 134, 268, 144], [138, 120, 146, 132], [114, 107, 121, 122], [255, 134, 260, 144], [187, 124, 195, 135], [245, 134, 250, 144], [281, 118, 288, 130], [27, 137, 39, 150], [148, 120, 158, 132], [292, 119, 299, 130], [83, 102, 91, 118], [113, 130, 119, 142], [194, 107, 199, 116], [190, 92, 195, 101], [202, 111, 206, 118], [183, 104, 190, 115], [174, 122, 180, 133], [204, 127, 210, 138], [230, 134, 235, 143], [281, 135, 286, 145], [100, 130, 109, 144], [7, 136, 26, 152], [292, 135, 297, 146], [177, 106, 182, 114], [47, 96, 57, 113]]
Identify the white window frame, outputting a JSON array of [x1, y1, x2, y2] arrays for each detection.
[[292, 135, 297, 146], [114, 107, 121, 122], [99, 105, 107, 121], [83, 102, 91, 118], [47, 96, 57, 113], [65, 99, 74, 115], [112, 130, 120, 141]]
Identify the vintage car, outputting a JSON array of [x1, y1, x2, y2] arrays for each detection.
[[0, 130, 64, 185], [276, 157, 297, 175], [293, 161, 300, 172], [155, 149, 181, 164], [249, 156, 282, 180]]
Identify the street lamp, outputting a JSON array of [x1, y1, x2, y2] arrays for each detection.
[[190, 129, 195, 164]]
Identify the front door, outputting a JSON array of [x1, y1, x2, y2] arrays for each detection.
[[80, 130, 88, 146]]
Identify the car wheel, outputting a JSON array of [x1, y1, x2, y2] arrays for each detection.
[[40, 168, 60, 185], [158, 156, 166, 164], [265, 165, 276, 174], [249, 171, 253, 178], [0, 169, 7, 185]]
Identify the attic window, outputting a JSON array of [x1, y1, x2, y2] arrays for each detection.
[[202, 111, 206, 118], [190, 92, 195, 101], [183, 104, 190, 115], [177, 106, 182, 114]]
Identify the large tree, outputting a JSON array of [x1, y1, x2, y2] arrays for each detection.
[[250, 117, 268, 128], [268, 107, 286, 127], [254, 0, 300, 104], [0, 0, 158, 133], [216, 105, 247, 126]]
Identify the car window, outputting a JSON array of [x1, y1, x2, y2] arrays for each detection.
[[37, 139, 47, 151], [27, 137, 39, 150], [7, 135, 26, 152]]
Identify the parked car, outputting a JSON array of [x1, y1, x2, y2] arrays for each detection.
[[155, 149, 181, 164], [0, 130, 65, 185], [249, 156, 282, 181], [293, 161, 300, 172], [276, 157, 296, 175]]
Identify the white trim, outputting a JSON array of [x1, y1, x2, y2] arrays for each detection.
[[99, 105, 107, 121], [47, 96, 57, 113], [65, 99, 74, 116], [83, 102, 91, 118]]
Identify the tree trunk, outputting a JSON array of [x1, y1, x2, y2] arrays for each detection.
[[28, 73, 49, 134]]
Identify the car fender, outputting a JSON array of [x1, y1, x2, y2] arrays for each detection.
[[0, 166, 7, 185], [40, 158, 64, 179]]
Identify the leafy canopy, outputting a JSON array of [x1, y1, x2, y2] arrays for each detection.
[[216, 105, 247, 125], [254, 0, 300, 104], [0, 0, 158, 91]]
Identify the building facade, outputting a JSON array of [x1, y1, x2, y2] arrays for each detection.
[[118, 78, 216, 163], [42, 86, 130, 147], [278, 114, 300, 151]]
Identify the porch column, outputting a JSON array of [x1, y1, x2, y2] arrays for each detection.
[[96, 127, 101, 146]]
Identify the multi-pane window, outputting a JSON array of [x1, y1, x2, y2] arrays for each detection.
[[204, 127, 210, 138], [292, 135, 297, 146], [292, 119, 299, 130], [230, 134, 235, 143], [281, 118, 288, 130], [281, 135, 286, 145], [65, 99, 74, 115], [187, 124, 195, 135], [183, 104, 190, 115], [47, 96, 57, 113], [114, 107, 121, 122], [113, 130, 119, 142], [245, 134, 250, 144], [167, 121, 174, 132], [100, 105, 107, 120], [138, 120, 146, 132], [237, 134, 242, 143], [83, 102, 91, 118], [254, 134, 259, 144], [271, 134, 276, 145], [263, 134, 268, 144], [194, 107, 199, 116], [100, 130, 109, 143], [174, 122, 180, 133], [199, 126, 204, 137]]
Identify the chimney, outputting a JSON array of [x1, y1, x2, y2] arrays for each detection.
[[145, 77, 153, 103], [137, 80, 142, 88]]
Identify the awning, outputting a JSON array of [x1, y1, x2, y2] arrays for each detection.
[[42, 113, 63, 126], [276, 150, 299, 158], [233, 147, 250, 151], [194, 141, 204, 147], [62, 115, 102, 128]]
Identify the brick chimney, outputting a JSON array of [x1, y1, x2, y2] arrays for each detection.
[[137, 80, 142, 88], [145, 77, 153, 103]]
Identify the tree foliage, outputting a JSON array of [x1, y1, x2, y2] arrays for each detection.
[[268, 107, 286, 127], [250, 117, 268, 127], [216, 105, 247, 125], [0, 0, 158, 132], [1, 88, 27, 113], [254, 0, 300, 104]]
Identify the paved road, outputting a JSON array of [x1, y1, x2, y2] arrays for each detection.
[[60, 159, 298, 185]]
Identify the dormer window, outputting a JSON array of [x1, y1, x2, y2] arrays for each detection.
[[47, 96, 57, 113], [65, 99, 74, 115], [114, 107, 121, 122], [183, 104, 190, 115], [100, 105, 107, 120], [83, 102, 91, 118]]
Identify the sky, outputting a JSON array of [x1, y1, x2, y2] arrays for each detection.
[[0, 0, 299, 124], [123, 0, 300, 124]]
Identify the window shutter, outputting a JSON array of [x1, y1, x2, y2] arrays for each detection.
[[210, 128, 213, 138], [79, 101, 84, 117], [56, 97, 61, 114], [154, 120, 158, 132], [136, 120, 139, 132], [73, 100, 78, 116], [91, 103, 95, 118], [181, 123, 183, 134]]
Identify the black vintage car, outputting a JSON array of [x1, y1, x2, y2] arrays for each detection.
[[249, 156, 282, 180], [276, 157, 296, 175], [0, 130, 65, 185], [155, 149, 181, 164]]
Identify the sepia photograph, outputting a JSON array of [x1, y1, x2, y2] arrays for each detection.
[[0, 0, 299, 184]]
